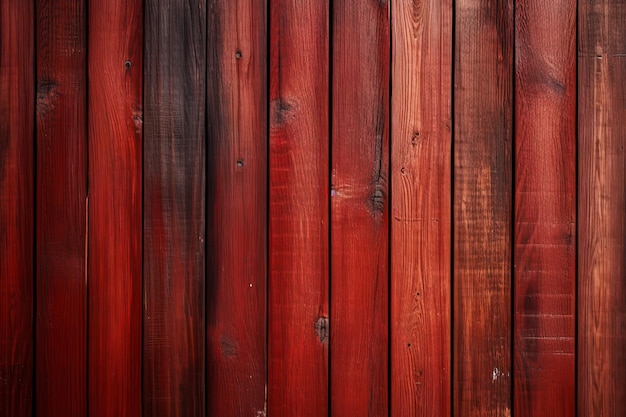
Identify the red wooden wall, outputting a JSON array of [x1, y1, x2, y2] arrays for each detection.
[[1, 0, 625, 416]]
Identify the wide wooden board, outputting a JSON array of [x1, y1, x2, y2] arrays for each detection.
[[513, 1, 576, 415], [205, 0, 267, 415], [87, 0, 143, 415], [331, 0, 390, 416], [453, 1, 513, 415], [35, 0, 88, 415], [143, 0, 207, 415], [0, 1, 35, 416], [578, 1, 626, 415], [268, 1, 329, 416], [391, 0, 453, 416]]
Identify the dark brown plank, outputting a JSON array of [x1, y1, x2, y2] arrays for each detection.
[[513, 1, 576, 415], [143, 0, 206, 416], [35, 0, 87, 415], [205, 0, 267, 415], [87, 0, 142, 415], [578, 1, 626, 415], [453, 0, 513, 416], [331, 1, 389, 416], [0, 1, 34, 416], [268, 1, 329, 416], [391, 1, 453, 416]]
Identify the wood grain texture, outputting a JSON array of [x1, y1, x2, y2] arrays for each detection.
[[87, 0, 142, 415], [268, 1, 329, 416], [513, 1, 576, 416], [578, 1, 626, 415], [0, 1, 34, 416], [143, 0, 206, 416], [205, 0, 267, 415], [35, 0, 87, 415], [453, 1, 513, 416], [391, 0, 452, 416], [331, 0, 389, 416]]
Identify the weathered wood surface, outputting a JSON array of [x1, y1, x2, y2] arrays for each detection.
[[454, 0, 514, 416], [514, 0, 576, 415], [269, 1, 330, 416], [578, 1, 626, 415], [206, 0, 268, 415], [143, 0, 207, 415], [331, 0, 390, 416], [88, 0, 143, 415], [0, 1, 34, 416], [35, 0, 88, 415], [391, 0, 452, 416]]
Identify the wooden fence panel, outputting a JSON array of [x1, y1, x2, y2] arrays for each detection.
[[578, 1, 626, 415], [205, 0, 267, 415], [143, 0, 207, 416], [0, 1, 34, 416], [331, 1, 389, 416], [514, 0, 576, 415], [391, 1, 452, 416], [87, 0, 143, 415], [35, 0, 88, 416], [453, 0, 513, 416], [268, 1, 329, 416]]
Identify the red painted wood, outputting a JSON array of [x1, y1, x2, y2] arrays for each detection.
[[0, 1, 34, 416], [331, 1, 389, 416], [143, 0, 206, 416], [453, 1, 513, 416], [35, 0, 87, 415], [268, 1, 329, 416], [578, 1, 626, 415], [513, 1, 576, 415], [205, 0, 267, 415], [87, 0, 142, 415], [391, 1, 453, 416]]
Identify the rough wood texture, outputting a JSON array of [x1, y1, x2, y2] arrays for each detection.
[[391, 0, 452, 415], [0, 1, 34, 416], [205, 0, 267, 415], [269, 1, 329, 416], [35, 0, 87, 415], [514, 1, 576, 415], [453, 1, 513, 416], [331, 1, 389, 416], [578, 1, 626, 415], [87, 0, 142, 415], [143, 0, 206, 416]]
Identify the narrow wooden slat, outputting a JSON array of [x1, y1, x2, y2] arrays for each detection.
[[143, 0, 206, 415], [205, 0, 267, 415], [390, 0, 452, 415], [578, 1, 626, 415], [35, 0, 87, 415], [0, 1, 34, 416], [453, 0, 513, 415], [268, 1, 329, 415], [87, 0, 142, 415], [513, 0, 576, 415], [331, 0, 389, 416]]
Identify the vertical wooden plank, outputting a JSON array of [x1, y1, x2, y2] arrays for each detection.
[[331, 0, 389, 416], [268, 0, 329, 415], [143, 0, 206, 415], [513, 1, 576, 415], [87, 0, 142, 415], [453, 0, 513, 416], [205, 0, 267, 415], [35, 0, 87, 415], [578, 1, 626, 415], [0, 1, 34, 416], [391, 0, 452, 415]]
